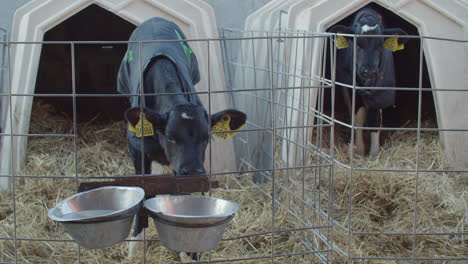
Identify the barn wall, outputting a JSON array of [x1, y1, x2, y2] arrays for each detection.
[[0, 0, 30, 36], [0, 0, 30, 136], [0, 0, 31, 94]]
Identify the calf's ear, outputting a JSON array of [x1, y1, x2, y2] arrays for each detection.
[[124, 107, 167, 136], [328, 25, 354, 49], [211, 109, 247, 139], [383, 28, 409, 51], [328, 25, 353, 34]]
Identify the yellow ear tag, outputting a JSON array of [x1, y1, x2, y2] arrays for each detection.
[[128, 113, 154, 137], [212, 114, 243, 140], [336, 35, 349, 49], [384, 37, 404, 52]]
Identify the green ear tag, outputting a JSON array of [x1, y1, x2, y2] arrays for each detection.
[[212, 114, 243, 140], [128, 113, 154, 137], [384, 37, 404, 52], [336, 35, 349, 49]]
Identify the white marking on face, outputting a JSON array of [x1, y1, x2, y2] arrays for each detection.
[[361, 24, 378, 33], [181, 112, 192, 119]]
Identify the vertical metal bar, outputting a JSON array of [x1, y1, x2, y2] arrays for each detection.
[[251, 31, 259, 122], [138, 41, 148, 264], [228, 30, 235, 80], [307, 32, 316, 253], [0, 29, 6, 117], [220, 30, 230, 89], [7, 30, 18, 264], [289, 31, 300, 222], [411, 34, 424, 264], [240, 33, 246, 99], [70, 42, 81, 263], [328, 35, 337, 264], [268, 33, 276, 264], [207, 38, 212, 194], [137, 40, 148, 264], [71, 43, 79, 191], [250, 31, 263, 175], [301, 32, 308, 255], [283, 31, 291, 189], [347, 33, 358, 263], [207, 38, 213, 264], [317, 34, 327, 237], [317, 34, 327, 259]]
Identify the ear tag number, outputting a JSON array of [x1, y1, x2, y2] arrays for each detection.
[[384, 37, 404, 52], [212, 114, 243, 140], [129, 113, 154, 137], [336, 35, 349, 49]]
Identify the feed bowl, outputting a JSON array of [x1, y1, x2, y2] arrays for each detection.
[[48, 186, 145, 248], [144, 195, 239, 252]]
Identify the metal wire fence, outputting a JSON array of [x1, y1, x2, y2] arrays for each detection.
[[0, 27, 7, 134], [221, 28, 467, 264], [0, 29, 466, 264]]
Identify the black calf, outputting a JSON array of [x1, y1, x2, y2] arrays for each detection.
[[329, 7, 408, 155]]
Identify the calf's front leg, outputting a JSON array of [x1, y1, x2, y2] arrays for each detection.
[[354, 106, 367, 156], [368, 108, 382, 156]]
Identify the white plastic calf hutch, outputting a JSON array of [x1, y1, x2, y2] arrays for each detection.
[[0, 0, 235, 189], [237, 0, 468, 169]]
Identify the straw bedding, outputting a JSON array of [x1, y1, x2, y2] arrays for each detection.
[[0, 100, 466, 263]]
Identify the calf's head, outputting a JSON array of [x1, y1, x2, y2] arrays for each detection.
[[329, 10, 408, 85], [125, 104, 246, 176]]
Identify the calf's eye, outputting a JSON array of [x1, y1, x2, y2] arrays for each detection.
[[167, 137, 176, 144]]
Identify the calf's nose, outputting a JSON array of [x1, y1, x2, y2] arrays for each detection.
[[361, 66, 377, 79], [180, 166, 206, 176]]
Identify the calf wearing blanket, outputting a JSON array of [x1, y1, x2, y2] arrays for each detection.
[[117, 17, 246, 260], [329, 7, 408, 156]]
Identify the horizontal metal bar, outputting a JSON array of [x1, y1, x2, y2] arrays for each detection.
[[224, 28, 468, 42], [351, 256, 468, 261], [352, 231, 468, 236], [227, 60, 324, 82], [0, 34, 331, 45], [0, 122, 331, 137], [333, 81, 467, 92], [0, 163, 333, 179], [223, 226, 333, 241], [331, 117, 468, 132], [193, 249, 332, 264], [0, 238, 332, 264], [0, 84, 331, 97], [333, 33, 468, 42], [333, 160, 468, 173], [228, 61, 464, 92], [0, 133, 75, 137]]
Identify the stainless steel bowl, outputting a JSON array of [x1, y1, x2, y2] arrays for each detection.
[[48, 186, 145, 248], [144, 195, 239, 252]]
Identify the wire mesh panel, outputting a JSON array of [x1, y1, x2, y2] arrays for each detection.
[[222, 29, 467, 264], [222, 29, 336, 263], [0, 28, 466, 264], [0, 31, 334, 263], [327, 34, 467, 264]]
